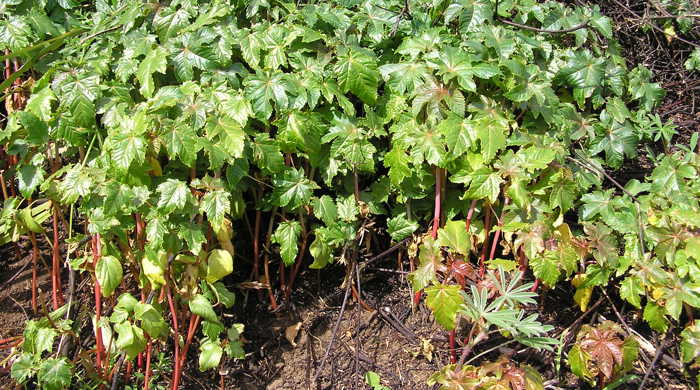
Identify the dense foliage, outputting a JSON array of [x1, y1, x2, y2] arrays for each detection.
[[0, 0, 698, 388]]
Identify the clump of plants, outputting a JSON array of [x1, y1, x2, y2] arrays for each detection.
[[567, 321, 638, 387], [0, 0, 697, 387], [428, 355, 544, 390]]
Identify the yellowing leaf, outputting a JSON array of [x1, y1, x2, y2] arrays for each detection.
[[437, 219, 470, 256], [425, 284, 464, 330], [206, 249, 233, 284]]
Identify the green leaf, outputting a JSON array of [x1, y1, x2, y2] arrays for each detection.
[[589, 10, 613, 39], [156, 179, 191, 213], [680, 321, 700, 363], [529, 255, 561, 288], [26, 86, 56, 122], [685, 48, 700, 71], [178, 222, 206, 256], [56, 71, 100, 129], [334, 46, 380, 105], [37, 358, 72, 390], [111, 131, 147, 171], [201, 320, 224, 340], [251, 134, 285, 174], [387, 213, 418, 242], [142, 249, 167, 288], [272, 221, 301, 266], [18, 165, 45, 198], [170, 33, 212, 81], [643, 302, 668, 333], [206, 249, 233, 284], [96, 255, 123, 298], [0, 16, 31, 51], [464, 168, 503, 203], [10, 353, 34, 383], [437, 220, 470, 256], [475, 117, 508, 163], [408, 237, 444, 291], [560, 50, 604, 100], [200, 190, 230, 228], [134, 302, 168, 339], [17, 111, 49, 145], [425, 284, 464, 330], [619, 276, 643, 309], [199, 340, 223, 371], [628, 66, 664, 111], [271, 168, 318, 211], [313, 195, 337, 225], [116, 293, 139, 312], [568, 344, 592, 381], [309, 233, 332, 269], [384, 147, 411, 186], [336, 195, 359, 223], [438, 115, 477, 161], [433, 47, 499, 92], [153, 6, 191, 39], [115, 322, 147, 359], [211, 282, 235, 308], [244, 71, 289, 120], [136, 46, 167, 98], [189, 294, 219, 323]]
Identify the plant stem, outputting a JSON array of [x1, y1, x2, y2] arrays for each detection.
[[28, 232, 39, 313], [144, 339, 153, 390], [0, 171, 8, 200], [488, 198, 509, 262], [92, 234, 105, 379], [449, 330, 457, 363], [175, 313, 201, 385], [263, 208, 279, 310], [134, 213, 145, 251], [457, 330, 488, 367], [465, 199, 477, 233], [285, 210, 308, 301], [52, 204, 63, 309], [166, 285, 181, 390], [479, 204, 492, 279], [252, 209, 261, 282], [432, 166, 442, 239]]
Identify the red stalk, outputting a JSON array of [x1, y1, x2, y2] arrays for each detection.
[[263, 210, 279, 311], [143, 339, 153, 390], [29, 232, 39, 314], [284, 213, 308, 301], [51, 205, 64, 309], [488, 198, 509, 262], [125, 361, 133, 382], [412, 290, 422, 306], [431, 167, 442, 239], [449, 330, 457, 363], [92, 234, 105, 378], [173, 313, 201, 389], [417, 167, 444, 307], [479, 205, 492, 279], [0, 339, 22, 350], [0, 171, 8, 201], [279, 260, 287, 293], [465, 200, 477, 233], [167, 286, 181, 390], [0, 336, 21, 345], [252, 210, 261, 282], [134, 214, 145, 251]]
